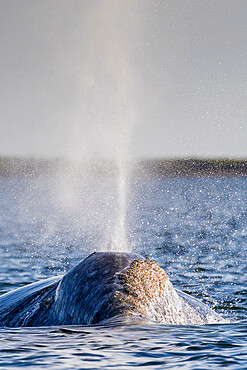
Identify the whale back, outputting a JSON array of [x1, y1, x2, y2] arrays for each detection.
[[0, 252, 226, 327], [53, 252, 142, 325]]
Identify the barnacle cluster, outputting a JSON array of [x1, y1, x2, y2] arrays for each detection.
[[111, 258, 168, 316]]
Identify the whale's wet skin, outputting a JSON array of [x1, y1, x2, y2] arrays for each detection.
[[0, 252, 225, 327]]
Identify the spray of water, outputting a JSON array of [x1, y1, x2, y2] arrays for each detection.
[[111, 156, 130, 252], [55, 1, 139, 253]]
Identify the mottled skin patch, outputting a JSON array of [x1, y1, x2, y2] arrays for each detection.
[[111, 258, 168, 317]]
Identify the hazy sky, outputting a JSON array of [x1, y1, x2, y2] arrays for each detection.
[[0, 0, 247, 159]]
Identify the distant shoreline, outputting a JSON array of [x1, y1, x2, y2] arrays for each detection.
[[136, 158, 247, 177], [0, 156, 247, 178]]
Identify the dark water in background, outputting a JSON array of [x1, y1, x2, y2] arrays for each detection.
[[0, 174, 247, 369]]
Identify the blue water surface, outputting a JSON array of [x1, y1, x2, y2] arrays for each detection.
[[0, 174, 247, 369]]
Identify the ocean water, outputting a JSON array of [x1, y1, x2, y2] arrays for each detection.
[[0, 174, 247, 369]]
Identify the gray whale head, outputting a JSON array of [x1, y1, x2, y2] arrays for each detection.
[[52, 251, 224, 326]]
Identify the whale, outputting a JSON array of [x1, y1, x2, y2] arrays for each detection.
[[0, 252, 226, 327]]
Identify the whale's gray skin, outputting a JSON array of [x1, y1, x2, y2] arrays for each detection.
[[0, 252, 226, 327]]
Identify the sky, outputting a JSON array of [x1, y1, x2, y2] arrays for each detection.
[[0, 0, 247, 159]]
